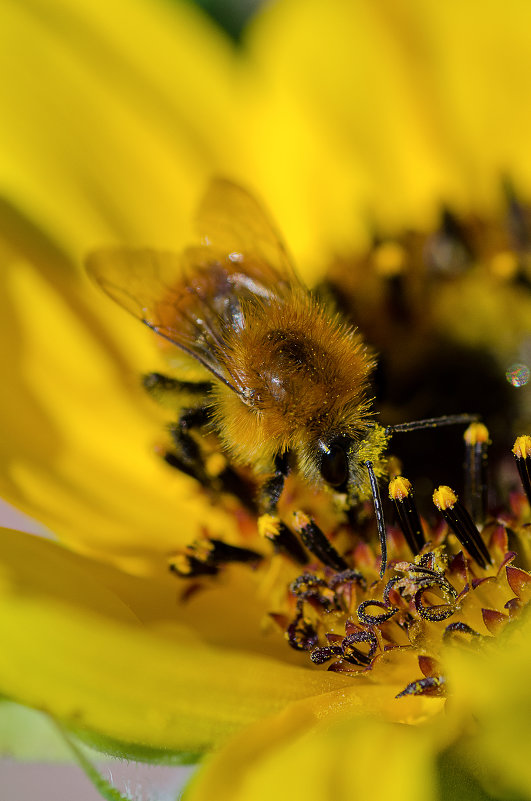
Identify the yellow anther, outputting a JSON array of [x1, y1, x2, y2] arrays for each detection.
[[433, 485, 458, 511], [490, 250, 518, 280], [205, 451, 226, 477], [513, 435, 531, 459], [292, 510, 312, 531], [373, 241, 406, 277], [169, 553, 193, 575], [464, 422, 490, 446], [388, 475, 412, 501], [258, 514, 282, 541], [191, 540, 215, 561]]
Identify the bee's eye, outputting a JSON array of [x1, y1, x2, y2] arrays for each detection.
[[320, 441, 349, 488]]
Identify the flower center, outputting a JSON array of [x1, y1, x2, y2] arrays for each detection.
[[166, 425, 531, 700], [274, 505, 531, 699], [158, 192, 531, 701]]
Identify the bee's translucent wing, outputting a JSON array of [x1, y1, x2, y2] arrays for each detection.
[[196, 178, 301, 289], [86, 247, 243, 393], [87, 181, 302, 394]]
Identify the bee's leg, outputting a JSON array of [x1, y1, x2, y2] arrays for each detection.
[[259, 452, 290, 514], [257, 453, 310, 565], [142, 372, 212, 403], [387, 414, 488, 525], [165, 403, 259, 513], [167, 406, 212, 483], [142, 372, 213, 482]]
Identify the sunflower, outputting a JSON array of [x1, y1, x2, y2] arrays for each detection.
[[2, 1, 531, 800]]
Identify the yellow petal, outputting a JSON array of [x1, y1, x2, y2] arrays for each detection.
[[244, 0, 531, 272], [445, 609, 531, 799], [398, 0, 531, 205], [0, 0, 240, 258], [0, 526, 308, 664], [243, 0, 466, 264], [0, 235, 239, 571], [0, 528, 356, 751], [186, 697, 439, 801]]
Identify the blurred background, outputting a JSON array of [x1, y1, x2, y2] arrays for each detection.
[[2, 0, 531, 798]]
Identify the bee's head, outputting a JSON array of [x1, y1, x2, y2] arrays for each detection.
[[317, 436, 351, 491], [298, 425, 390, 500]]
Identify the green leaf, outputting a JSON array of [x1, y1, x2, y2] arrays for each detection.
[[437, 747, 527, 801], [72, 726, 202, 765], [0, 700, 73, 762], [56, 722, 134, 801]]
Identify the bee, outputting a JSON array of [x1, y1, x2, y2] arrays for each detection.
[[87, 179, 476, 573]]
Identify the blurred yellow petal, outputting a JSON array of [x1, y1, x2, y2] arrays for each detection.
[[0, 0, 241, 258], [0, 0, 531, 793], [243, 0, 465, 263], [0, 525, 310, 664], [397, 0, 531, 203], [187, 698, 439, 801], [446, 609, 531, 799], [242, 0, 531, 269], [0, 528, 357, 752], [0, 252, 238, 572]]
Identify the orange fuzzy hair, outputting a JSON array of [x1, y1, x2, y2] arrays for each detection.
[[211, 289, 375, 477]]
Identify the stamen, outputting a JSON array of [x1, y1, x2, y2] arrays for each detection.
[[443, 620, 483, 642], [258, 514, 308, 565], [215, 466, 258, 513], [168, 538, 262, 577], [310, 645, 342, 665], [396, 676, 445, 699], [290, 573, 336, 608], [464, 423, 490, 525], [329, 569, 367, 591], [433, 486, 492, 569], [287, 604, 319, 652], [425, 206, 471, 275], [169, 554, 218, 578], [293, 511, 348, 571], [388, 476, 425, 554], [204, 538, 263, 566], [414, 585, 456, 622], [357, 599, 398, 626], [513, 435, 531, 507], [504, 179, 531, 250], [341, 630, 378, 665]]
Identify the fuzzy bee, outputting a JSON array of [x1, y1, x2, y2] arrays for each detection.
[[87, 179, 475, 572]]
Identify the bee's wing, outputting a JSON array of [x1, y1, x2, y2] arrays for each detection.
[[87, 181, 301, 394], [86, 247, 244, 393], [196, 178, 302, 289]]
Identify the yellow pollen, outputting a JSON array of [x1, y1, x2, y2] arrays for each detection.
[[191, 540, 215, 560], [489, 250, 518, 280], [388, 475, 412, 501], [373, 241, 406, 277], [258, 514, 282, 540], [169, 554, 193, 575], [293, 510, 312, 530], [513, 435, 531, 459], [205, 451, 226, 477], [433, 485, 458, 511], [464, 422, 490, 446]]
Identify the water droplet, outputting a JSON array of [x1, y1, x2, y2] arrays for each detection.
[[506, 363, 530, 387]]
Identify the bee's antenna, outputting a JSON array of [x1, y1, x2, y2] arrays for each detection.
[[385, 413, 480, 436], [365, 460, 387, 577]]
